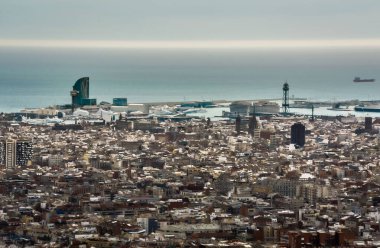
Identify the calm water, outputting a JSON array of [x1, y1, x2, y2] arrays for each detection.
[[0, 47, 380, 113]]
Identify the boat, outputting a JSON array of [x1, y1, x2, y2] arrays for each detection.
[[353, 77, 375, 83], [354, 104, 380, 112]]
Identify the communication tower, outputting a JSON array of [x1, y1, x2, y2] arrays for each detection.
[[282, 81, 289, 113]]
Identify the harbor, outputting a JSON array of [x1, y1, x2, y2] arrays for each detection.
[[1, 77, 380, 129]]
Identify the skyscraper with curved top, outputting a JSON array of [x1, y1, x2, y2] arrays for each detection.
[[71, 77, 90, 107]]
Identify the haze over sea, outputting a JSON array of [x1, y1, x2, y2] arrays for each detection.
[[0, 47, 379, 113]]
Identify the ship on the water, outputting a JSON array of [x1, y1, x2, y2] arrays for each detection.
[[354, 104, 380, 112], [353, 77, 375, 83]]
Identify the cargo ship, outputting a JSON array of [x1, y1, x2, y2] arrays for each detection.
[[354, 104, 380, 112], [353, 77, 375, 83]]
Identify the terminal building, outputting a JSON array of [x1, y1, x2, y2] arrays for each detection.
[[227, 101, 280, 117]]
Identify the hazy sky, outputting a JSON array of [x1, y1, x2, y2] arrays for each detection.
[[1, 0, 379, 45]]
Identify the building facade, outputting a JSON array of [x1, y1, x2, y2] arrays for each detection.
[[6, 140, 16, 168], [0, 139, 33, 168], [16, 140, 33, 166], [230, 101, 280, 116], [113, 98, 128, 106]]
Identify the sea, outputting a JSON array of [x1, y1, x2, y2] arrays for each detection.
[[0, 46, 380, 114]]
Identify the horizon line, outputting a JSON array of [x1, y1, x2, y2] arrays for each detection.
[[0, 39, 380, 49]]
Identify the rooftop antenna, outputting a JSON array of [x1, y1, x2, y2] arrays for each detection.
[[282, 81, 289, 114]]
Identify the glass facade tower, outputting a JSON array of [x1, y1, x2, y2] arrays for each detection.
[[71, 77, 90, 107]]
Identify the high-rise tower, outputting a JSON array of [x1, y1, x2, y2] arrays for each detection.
[[236, 115, 241, 135], [72, 77, 89, 105], [248, 114, 257, 136], [291, 122, 305, 147], [1, 139, 33, 168], [71, 77, 91, 112], [16, 140, 33, 166], [5, 139, 16, 168]]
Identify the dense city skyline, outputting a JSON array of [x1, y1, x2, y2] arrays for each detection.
[[1, 1, 380, 246]]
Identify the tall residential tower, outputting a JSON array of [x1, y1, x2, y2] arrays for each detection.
[[0, 139, 33, 168], [291, 122, 305, 148]]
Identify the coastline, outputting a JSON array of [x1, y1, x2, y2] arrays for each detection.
[[3, 97, 380, 119]]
